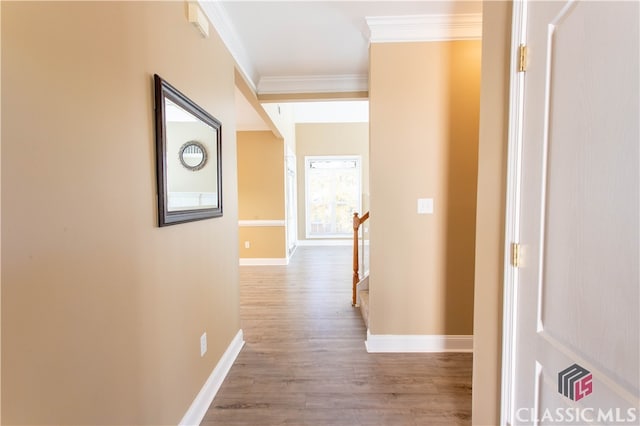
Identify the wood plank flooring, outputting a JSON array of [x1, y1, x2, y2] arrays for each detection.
[[201, 246, 472, 425]]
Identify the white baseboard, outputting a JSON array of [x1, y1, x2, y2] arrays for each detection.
[[365, 330, 473, 353], [179, 330, 245, 426], [239, 257, 289, 266], [297, 239, 370, 246]]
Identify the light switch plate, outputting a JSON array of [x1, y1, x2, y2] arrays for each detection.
[[417, 198, 434, 214]]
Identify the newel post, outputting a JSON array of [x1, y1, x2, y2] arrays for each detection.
[[352, 212, 360, 306]]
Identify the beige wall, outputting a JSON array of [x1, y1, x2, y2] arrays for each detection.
[[0, 3, 3, 422], [237, 131, 285, 220], [237, 131, 286, 258], [295, 122, 369, 240], [263, 103, 296, 154], [368, 41, 481, 335], [2, 3, 240, 424], [238, 227, 286, 259], [472, 2, 512, 424]]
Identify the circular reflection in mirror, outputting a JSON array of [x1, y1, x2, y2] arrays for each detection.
[[179, 141, 208, 171]]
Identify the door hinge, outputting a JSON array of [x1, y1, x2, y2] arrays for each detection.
[[511, 243, 522, 268], [518, 44, 528, 72]]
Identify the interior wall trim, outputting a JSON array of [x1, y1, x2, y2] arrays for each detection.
[[257, 74, 368, 95], [239, 258, 289, 266], [297, 239, 369, 247], [365, 330, 473, 353], [366, 13, 483, 43], [179, 330, 245, 426], [238, 220, 285, 227], [198, 1, 258, 92]]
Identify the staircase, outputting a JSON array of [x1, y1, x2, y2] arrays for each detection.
[[357, 275, 369, 327], [352, 211, 370, 327]]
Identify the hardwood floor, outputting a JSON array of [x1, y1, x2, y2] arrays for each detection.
[[201, 246, 472, 425]]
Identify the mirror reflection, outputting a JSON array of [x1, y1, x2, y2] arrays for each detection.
[[179, 141, 207, 171], [164, 98, 218, 212]]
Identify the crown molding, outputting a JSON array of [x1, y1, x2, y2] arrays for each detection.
[[257, 74, 368, 95], [198, 1, 258, 92], [200, 5, 481, 94], [366, 13, 482, 43]]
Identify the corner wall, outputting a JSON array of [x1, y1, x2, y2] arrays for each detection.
[[2, 3, 240, 424], [237, 131, 286, 260], [472, 2, 512, 424], [0, 2, 3, 421], [368, 40, 481, 336]]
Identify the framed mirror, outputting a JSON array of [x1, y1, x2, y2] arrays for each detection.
[[154, 74, 222, 226]]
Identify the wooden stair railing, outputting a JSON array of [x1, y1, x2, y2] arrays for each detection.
[[352, 211, 370, 306]]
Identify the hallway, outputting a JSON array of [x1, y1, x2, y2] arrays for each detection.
[[201, 246, 472, 425]]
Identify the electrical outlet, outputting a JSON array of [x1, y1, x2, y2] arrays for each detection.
[[200, 332, 207, 357], [244, 241, 251, 249]]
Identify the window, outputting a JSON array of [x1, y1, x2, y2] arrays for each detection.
[[305, 156, 361, 238]]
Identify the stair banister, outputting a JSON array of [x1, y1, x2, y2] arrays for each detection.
[[352, 211, 369, 306]]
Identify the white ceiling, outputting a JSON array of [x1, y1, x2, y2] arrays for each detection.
[[213, 1, 483, 128]]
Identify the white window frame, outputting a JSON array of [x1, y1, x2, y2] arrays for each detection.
[[304, 155, 362, 239]]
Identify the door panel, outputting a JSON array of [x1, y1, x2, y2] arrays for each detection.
[[512, 1, 639, 424]]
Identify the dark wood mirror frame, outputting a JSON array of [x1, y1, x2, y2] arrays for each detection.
[[154, 74, 223, 226]]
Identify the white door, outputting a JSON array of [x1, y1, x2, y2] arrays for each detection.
[[505, 1, 639, 424]]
